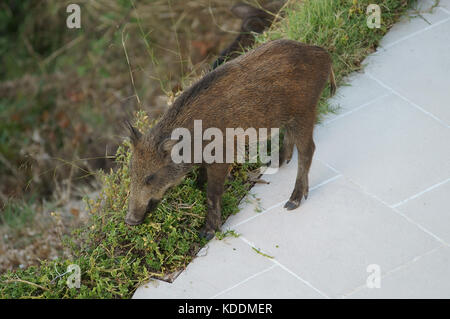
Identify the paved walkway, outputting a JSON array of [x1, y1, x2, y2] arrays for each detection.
[[134, 0, 450, 299]]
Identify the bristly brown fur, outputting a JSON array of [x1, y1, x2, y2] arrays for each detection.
[[127, 39, 335, 240]]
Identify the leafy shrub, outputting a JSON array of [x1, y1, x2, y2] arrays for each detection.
[[0, 111, 258, 298]]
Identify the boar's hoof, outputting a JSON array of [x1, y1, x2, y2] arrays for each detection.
[[199, 227, 215, 241], [284, 200, 301, 211], [125, 217, 144, 226]]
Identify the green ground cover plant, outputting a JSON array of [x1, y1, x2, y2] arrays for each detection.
[[0, 0, 414, 298]]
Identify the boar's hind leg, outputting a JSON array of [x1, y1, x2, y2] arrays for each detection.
[[279, 129, 295, 166], [284, 132, 315, 211], [199, 163, 230, 240]]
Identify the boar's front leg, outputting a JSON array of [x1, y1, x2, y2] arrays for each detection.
[[195, 165, 207, 190], [199, 163, 230, 240]]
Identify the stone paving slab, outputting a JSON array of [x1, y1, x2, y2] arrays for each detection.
[[213, 265, 325, 299], [365, 18, 450, 125], [314, 93, 450, 206], [322, 72, 390, 124], [377, 0, 450, 48], [233, 177, 440, 298], [440, 0, 450, 11], [133, 1, 450, 299], [134, 237, 274, 299], [347, 246, 450, 298], [396, 180, 450, 244], [222, 152, 339, 229]]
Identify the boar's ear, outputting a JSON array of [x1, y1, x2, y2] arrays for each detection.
[[242, 16, 266, 32], [125, 121, 142, 146], [231, 3, 261, 19], [158, 138, 179, 157]]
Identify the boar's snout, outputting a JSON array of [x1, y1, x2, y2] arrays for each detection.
[[125, 199, 160, 226]]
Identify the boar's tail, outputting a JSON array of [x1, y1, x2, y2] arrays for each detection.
[[329, 66, 337, 97]]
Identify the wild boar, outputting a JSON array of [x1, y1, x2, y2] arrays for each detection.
[[125, 39, 336, 240], [212, 1, 285, 69]]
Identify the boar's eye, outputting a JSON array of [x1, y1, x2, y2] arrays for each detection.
[[145, 174, 156, 185]]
